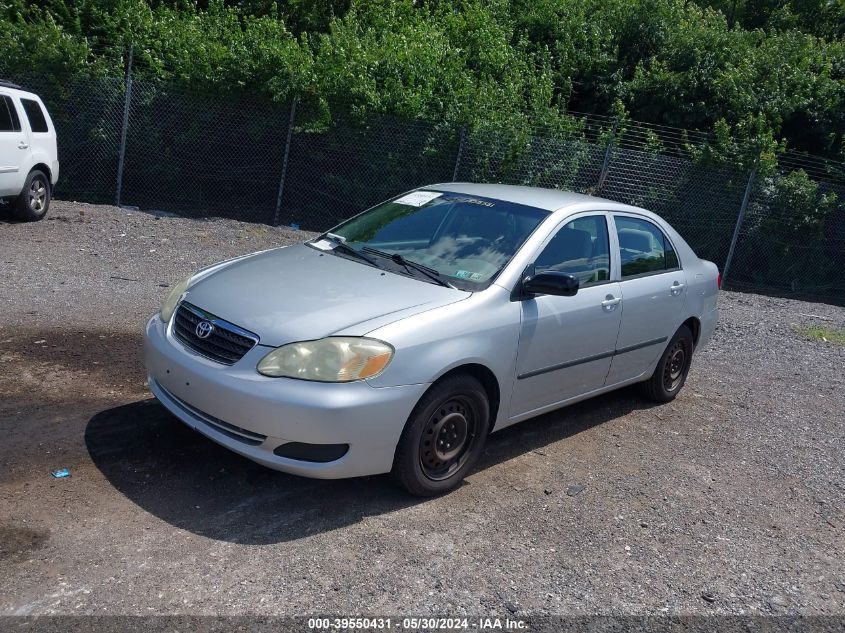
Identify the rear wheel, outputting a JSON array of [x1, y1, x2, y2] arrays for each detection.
[[13, 170, 50, 222], [638, 325, 694, 403], [392, 374, 490, 496]]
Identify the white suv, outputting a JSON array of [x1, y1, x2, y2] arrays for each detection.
[[0, 80, 59, 221]]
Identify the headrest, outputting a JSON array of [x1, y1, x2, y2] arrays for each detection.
[[537, 228, 592, 267], [618, 228, 653, 253]]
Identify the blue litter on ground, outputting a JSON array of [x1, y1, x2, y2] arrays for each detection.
[[51, 468, 71, 478], [289, 223, 300, 230]]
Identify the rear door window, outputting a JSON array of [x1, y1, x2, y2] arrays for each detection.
[[614, 216, 681, 278], [0, 95, 21, 132], [21, 99, 48, 133]]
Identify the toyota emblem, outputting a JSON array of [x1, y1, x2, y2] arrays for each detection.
[[195, 321, 214, 339]]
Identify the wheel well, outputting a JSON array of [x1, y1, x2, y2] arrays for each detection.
[[683, 316, 701, 347], [31, 164, 51, 184], [436, 363, 501, 430]]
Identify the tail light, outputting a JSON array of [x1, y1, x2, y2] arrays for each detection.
[[717, 272, 722, 289]]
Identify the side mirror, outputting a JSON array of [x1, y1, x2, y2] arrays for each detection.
[[522, 271, 580, 297]]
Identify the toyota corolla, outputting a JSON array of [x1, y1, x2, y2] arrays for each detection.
[[144, 183, 719, 495]]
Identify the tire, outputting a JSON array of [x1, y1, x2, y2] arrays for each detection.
[[392, 374, 490, 496], [638, 325, 694, 403], [13, 170, 50, 222]]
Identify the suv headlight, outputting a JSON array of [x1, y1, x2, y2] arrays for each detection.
[[257, 337, 394, 382], [160, 276, 191, 323]]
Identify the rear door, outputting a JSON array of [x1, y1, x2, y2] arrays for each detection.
[[18, 96, 53, 159], [0, 93, 30, 196], [605, 214, 687, 385]]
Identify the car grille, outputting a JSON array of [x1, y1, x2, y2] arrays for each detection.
[[172, 302, 258, 365]]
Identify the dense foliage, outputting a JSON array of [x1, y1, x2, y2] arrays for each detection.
[[1, 0, 843, 162]]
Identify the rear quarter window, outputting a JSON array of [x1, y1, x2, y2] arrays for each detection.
[[21, 99, 49, 133]]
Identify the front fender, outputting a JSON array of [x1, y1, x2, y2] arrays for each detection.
[[364, 287, 520, 424]]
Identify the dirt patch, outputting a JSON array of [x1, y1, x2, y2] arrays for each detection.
[[0, 526, 50, 563], [0, 329, 145, 392]]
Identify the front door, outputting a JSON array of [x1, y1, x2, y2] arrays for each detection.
[[511, 214, 622, 417]]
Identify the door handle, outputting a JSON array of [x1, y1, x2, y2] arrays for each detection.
[[670, 282, 686, 296], [601, 297, 622, 311], [18, 142, 29, 149]]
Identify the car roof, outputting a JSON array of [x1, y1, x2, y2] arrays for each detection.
[[0, 80, 41, 100], [428, 182, 613, 212]]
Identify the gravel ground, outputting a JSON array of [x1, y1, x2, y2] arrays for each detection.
[[1, 201, 844, 617]]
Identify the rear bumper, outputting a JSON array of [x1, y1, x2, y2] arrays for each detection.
[[698, 306, 719, 349], [144, 313, 428, 478], [51, 159, 59, 185]]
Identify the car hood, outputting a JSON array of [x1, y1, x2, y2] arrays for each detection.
[[182, 244, 469, 347]]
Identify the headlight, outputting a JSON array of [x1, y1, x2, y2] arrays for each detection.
[[160, 276, 190, 323], [257, 337, 394, 381]]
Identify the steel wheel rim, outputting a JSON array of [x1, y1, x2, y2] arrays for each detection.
[[419, 395, 478, 481], [29, 179, 46, 212], [663, 341, 687, 392]]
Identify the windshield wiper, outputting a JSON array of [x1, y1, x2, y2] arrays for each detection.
[[316, 234, 381, 267], [362, 246, 455, 288]]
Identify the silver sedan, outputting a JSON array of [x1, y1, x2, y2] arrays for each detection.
[[144, 184, 720, 495]]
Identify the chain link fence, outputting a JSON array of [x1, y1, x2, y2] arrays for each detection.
[[726, 173, 845, 300], [120, 78, 293, 222], [5, 69, 844, 305], [280, 105, 460, 230]]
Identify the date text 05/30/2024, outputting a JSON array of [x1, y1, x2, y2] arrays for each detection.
[[308, 617, 527, 630]]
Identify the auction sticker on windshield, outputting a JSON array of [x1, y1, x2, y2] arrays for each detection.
[[393, 191, 443, 207]]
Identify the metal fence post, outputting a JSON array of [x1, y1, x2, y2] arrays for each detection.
[[115, 44, 133, 207], [452, 124, 467, 182], [273, 97, 298, 226], [722, 168, 756, 285], [595, 121, 618, 192]]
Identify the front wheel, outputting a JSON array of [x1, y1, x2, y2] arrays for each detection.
[[638, 325, 694, 403], [13, 170, 51, 222], [392, 374, 490, 496]]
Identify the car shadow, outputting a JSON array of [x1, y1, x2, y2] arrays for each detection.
[[85, 390, 654, 544]]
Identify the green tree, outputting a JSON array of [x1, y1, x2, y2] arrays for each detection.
[[2, 0, 843, 162]]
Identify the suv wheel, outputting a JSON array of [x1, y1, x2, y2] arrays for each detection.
[[13, 170, 50, 222]]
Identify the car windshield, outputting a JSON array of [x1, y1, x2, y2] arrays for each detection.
[[313, 191, 549, 290]]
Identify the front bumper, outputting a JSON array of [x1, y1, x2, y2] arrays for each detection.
[[144, 314, 428, 479]]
